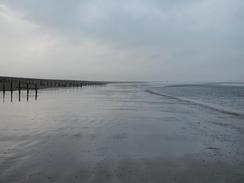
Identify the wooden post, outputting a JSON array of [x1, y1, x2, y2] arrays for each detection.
[[2, 82, 5, 102], [27, 83, 29, 101], [35, 83, 38, 100], [3, 82, 5, 93], [10, 81, 13, 91], [3, 82, 5, 99], [10, 81, 13, 102], [18, 80, 21, 102]]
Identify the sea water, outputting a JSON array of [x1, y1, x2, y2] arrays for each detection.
[[146, 82, 244, 116], [0, 83, 243, 183]]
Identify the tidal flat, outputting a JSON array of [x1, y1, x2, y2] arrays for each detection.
[[0, 83, 244, 183]]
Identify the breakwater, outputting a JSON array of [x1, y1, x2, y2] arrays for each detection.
[[0, 76, 107, 92]]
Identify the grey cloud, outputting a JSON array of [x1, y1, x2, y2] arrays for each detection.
[[4, 0, 244, 48], [0, 0, 244, 81]]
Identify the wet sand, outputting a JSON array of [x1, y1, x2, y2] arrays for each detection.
[[0, 83, 244, 182]]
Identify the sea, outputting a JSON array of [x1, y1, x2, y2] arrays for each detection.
[[0, 82, 244, 183], [147, 82, 244, 117]]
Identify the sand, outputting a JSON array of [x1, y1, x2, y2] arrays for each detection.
[[0, 83, 244, 182]]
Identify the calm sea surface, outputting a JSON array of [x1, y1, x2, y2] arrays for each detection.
[[0, 83, 244, 183]]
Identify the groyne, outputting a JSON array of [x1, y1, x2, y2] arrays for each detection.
[[0, 76, 107, 92]]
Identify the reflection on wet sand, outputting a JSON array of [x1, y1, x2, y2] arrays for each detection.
[[1, 89, 38, 103], [0, 84, 244, 183]]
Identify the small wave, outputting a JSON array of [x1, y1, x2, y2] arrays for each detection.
[[217, 83, 244, 87], [145, 89, 244, 117], [165, 83, 244, 88]]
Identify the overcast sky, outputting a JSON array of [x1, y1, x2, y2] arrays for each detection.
[[0, 0, 243, 81]]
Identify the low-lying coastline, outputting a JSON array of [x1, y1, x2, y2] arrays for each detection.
[[0, 76, 107, 91]]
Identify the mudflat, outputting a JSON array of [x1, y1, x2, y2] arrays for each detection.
[[0, 83, 243, 183]]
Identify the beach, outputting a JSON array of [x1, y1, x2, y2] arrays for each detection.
[[0, 83, 244, 183]]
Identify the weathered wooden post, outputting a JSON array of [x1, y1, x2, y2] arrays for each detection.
[[27, 83, 29, 101], [3, 82, 5, 101], [10, 81, 13, 102], [18, 80, 21, 102], [10, 81, 13, 91], [35, 83, 38, 100]]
